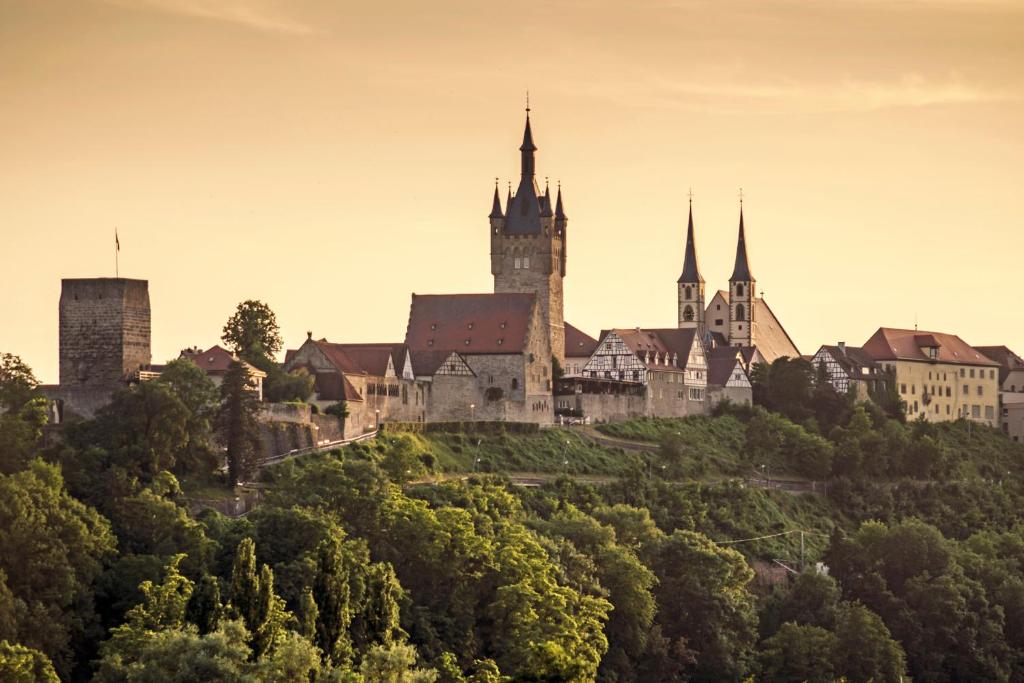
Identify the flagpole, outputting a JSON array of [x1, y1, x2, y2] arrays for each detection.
[[115, 228, 119, 278]]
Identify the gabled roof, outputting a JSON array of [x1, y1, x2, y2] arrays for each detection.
[[313, 372, 363, 402], [408, 349, 476, 377], [601, 327, 700, 372], [183, 345, 266, 377], [290, 340, 408, 378], [974, 345, 1024, 385], [405, 293, 536, 355], [862, 328, 998, 367], [750, 298, 800, 362], [565, 322, 599, 358], [817, 345, 878, 377], [707, 346, 746, 386]]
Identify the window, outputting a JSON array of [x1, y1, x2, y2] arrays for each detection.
[[963, 384, 969, 394], [990, 370, 995, 379], [946, 387, 951, 397], [522, 256, 530, 269], [683, 305, 694, 322], [736, 283, 744, 296], [911, 385, 916, 395], [735, 304, 745, 322], [985, 406, 994, 420], [977, 385, 983, 396], [514, 257, 521, 269], [511, 377, 519, 390], [959, 368, 965, 377], [715, 319, 724, 326], [684, 285, 692, 300], [972, 405, 981, 418], [900, 384, 907, 394], [970, 369, 975, 378]]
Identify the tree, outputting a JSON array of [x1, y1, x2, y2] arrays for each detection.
[[312, 538, 354, 665], [221, 300, 282, 363], [757, 622, 837, 683], [262, 366, 315, 404], [187, 574, 223, 635], [0, 397, 47, 475], [0, 641, 59, 683], [155, 358, 219, 476], [216, 361, 262, 486], [0, 460, 116, 678], [832, 601, 907, 683], [359, 642, 438, 682], [0, 353, 38, 413]]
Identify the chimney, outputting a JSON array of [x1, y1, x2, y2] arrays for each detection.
[[838, 341, 846, 353]]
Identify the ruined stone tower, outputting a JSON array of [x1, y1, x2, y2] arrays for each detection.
[[58, 278, 151, 416], [489, 109, 567, 363]]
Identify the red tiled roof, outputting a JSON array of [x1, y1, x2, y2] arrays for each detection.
[[404, 293, 536, 355], [185, 345, 266, 377], [862, 328, 998, 367], [408, 349, 474, 377], [602, 327, 699, 371], [314, 372, 363, 402], [565, 322, 599, 358], [973, 345, 1024, 385], [707, 347, 745, 386]]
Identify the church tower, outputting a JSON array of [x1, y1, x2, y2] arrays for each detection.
[[490, 108, 567, 363], [728, 203, 756, 347], [677, 198, 705, 333]]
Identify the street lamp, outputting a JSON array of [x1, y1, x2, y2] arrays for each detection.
[[470, 403, 476, 421], [375, 409, 381, 431], [473, 457, 482, 472]]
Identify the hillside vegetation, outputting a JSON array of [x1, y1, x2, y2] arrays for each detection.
[[3, 352, 1024, 681]]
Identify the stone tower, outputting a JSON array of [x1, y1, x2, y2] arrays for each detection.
[[728, 205, 756, 347], [677, 199, 705, 334], [490, 109, 567, 363], [58, 278, 151, 415]]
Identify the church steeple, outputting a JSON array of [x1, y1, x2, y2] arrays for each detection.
[[677, 195, 705, 331], [678, 200, 703, 284], [730, 204, 754, 282], [520, 109, 537, 178], [505, 105, 543, 236]]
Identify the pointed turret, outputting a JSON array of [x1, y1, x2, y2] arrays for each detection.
[[489, 182, 504, 219], [555, 184, 566, 220], [730, 205, 753, 282], [519, 112, 537, 177], [677, 201, 703, 284], [506, 108, 542, 235]]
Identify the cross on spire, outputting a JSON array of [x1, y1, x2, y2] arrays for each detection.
[[525, 90, 530, 114]]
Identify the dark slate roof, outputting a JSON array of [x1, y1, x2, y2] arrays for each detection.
[[405, 293, 536, 355], [489, 184, 504, 219], [506, 114, 543, 235], [555, 186, 566, 220], [565, 322, 599, 358], [730, 207, 754, 282], [678, 202, 704, 284], [818, 345, 878, 377], [862, 328, 997, 367]]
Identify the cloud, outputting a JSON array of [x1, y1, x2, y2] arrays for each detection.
[[101, 0, 313, 35]]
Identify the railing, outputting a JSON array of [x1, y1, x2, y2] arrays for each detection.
[[259, 430, 378, 466]]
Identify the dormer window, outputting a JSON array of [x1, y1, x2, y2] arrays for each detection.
[[464, 339, 471, 345], [467, 322, 474, 330], [430, 323, 438, 331]]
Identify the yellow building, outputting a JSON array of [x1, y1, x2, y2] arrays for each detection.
[[862, 328, 1000, 426]]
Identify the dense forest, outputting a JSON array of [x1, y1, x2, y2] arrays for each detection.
[[4, 342, 1024, 682]]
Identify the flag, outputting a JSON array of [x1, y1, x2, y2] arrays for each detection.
[[115, 229, 120, 252]]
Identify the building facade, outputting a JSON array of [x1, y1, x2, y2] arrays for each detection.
[[975, 346, 1024, 442], [861, 328, 1000, 426]]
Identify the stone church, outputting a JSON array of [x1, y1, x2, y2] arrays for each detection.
[[676, 200, 799, 364]]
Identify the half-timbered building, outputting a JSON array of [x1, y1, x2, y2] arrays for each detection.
[[811, 343, 881, 398], [706, 346, 753, 407]]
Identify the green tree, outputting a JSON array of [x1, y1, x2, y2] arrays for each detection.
[[187, 574, 223, 635], [221, 300, 282, 363], [0, 353, 38, 413], [312, 538, 354, 665], [155, 358, 219, 476], [832, 601, 907, 683], [0, 460, 116, 678], [216, 361, 262, 486], [648, 530, 757, 681], [359, 642, 438, 682], [0, 641, 59, 683], [0, 397, 48, 475], [757, 622, 837, 683], [262, 366, 315, 404]]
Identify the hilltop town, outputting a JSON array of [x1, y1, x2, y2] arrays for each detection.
[[37, 109, 1024, 451]]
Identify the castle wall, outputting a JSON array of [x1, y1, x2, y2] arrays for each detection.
[[707, 385, 753, 408]]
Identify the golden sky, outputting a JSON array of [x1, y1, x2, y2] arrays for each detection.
[[1, 0, 1022, 382]]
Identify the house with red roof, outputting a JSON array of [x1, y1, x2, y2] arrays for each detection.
[[861, 327, 1000, 425]]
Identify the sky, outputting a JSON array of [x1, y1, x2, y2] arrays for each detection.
[[1, 0, 1022, 383]]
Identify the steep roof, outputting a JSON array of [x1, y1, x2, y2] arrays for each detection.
[[968, 346, 1023, 385], [707, 346, 745, 386], [408, 349, 476, 377], [817, 345, 878, 377], [602, 327, 700, 371], [565, 322, 599, 358], [405, 293, 536, 355], [862, 328, 998, 367], [506, 112, 543, 235], [313, 372, 363, 402], [489, 184, 504, 219], [750, 298, 800, 362], [730, 206, 754, 282], [185, 345, 266, 378], [678, 202, 704, 284]]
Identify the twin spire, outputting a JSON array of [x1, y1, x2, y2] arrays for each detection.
[[679, 197, 753, 284]]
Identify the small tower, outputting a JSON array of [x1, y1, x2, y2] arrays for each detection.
[[490, 107, 567, 363], [677, 197, 705, 333], [728, 203, 756, 347]]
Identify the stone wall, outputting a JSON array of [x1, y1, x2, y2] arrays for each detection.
[[57, 278, 151, 417], [707, 385, 753, 408]]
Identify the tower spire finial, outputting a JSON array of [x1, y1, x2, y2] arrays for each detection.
[[526, 90, 530, 114]]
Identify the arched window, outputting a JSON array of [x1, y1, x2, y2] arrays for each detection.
[[684, 286, 692, 300], [735, 283, 744, 296], [683, 305, 694, 322], [735, 304, 745, 321]]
